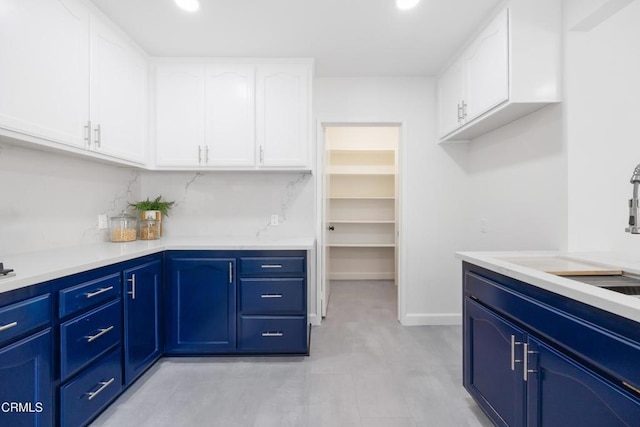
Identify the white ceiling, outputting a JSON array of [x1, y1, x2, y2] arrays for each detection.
[[89, 0, 502, 77]]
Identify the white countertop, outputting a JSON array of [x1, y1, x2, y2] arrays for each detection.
[[457, 251, 640, 324], [0, 236, 315, 295]]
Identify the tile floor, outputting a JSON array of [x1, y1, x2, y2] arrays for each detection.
[[91, 280, 493, 426]]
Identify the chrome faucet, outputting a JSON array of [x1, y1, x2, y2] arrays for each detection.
[[626, 164, 640, 234]]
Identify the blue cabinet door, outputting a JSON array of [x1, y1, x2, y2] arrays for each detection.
[[464, 297, 526, 427], [0, 329, 52, 427], [166, 257, 236, 353], [123, 259, 162, 384], [527, 336, 640, 427]]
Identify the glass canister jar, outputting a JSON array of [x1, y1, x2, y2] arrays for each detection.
[[139, 219, 160, 240], [109, 211, 138, 242]]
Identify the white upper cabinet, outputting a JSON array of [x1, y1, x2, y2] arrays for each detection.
[[152, 60, 312, 170], [89, 15, 147, 164], [256, 64, 311, 169], [437, 0, 561, 142], [154, 64, 205, 167], [205, 64, 255, 167], [0, 0, 89, 148]]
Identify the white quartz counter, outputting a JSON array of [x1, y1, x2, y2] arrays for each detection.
[[457, 251, 640, 324], [0, 236, 315, 295]]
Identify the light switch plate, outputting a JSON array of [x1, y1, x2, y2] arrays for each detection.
[[98, 214, 108, 230]]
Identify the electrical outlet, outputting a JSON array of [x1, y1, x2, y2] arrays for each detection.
[[98, 214, 108, 230], [270, 214, 279, 226]]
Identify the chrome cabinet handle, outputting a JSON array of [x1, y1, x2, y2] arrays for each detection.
[[261, 294, 283, 299], [128, 274, 136, 300], [86, 325, 114, 343], [259, 146, 264, 163], [94, 124, 101, 147], [510, 335, 522, 371], [229, 262, 233, 284], [261, 332, 283, 337], [85, 286, 114, 299], [261, 264, 282, 269], [84, 121, 92, 147], [87, 377, 115, 401], [0, 321, 18, 332], [523, 343, 538, 381]]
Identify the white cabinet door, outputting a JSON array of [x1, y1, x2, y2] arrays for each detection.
[[0, 0, 89, 148], [154, 64, 205, 167], [256, 64, 310, 168], [90, 15, 147, 164], [464, 9, 509, 121], [205, 64, 255, 167], [437, 57, 466, 138]]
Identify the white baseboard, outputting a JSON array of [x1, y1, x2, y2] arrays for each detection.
[[328, 272, 394, 280], [400, 313, 462, 326], [308, 313, 321, 326]]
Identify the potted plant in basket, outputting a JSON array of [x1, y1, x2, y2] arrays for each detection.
[[128, 196, 175, 239]]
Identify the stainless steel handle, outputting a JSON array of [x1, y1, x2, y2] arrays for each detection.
[[523, 343, 538, 381], [198, 145, 202, 163], [0, 321, 18, 332], [128, 274, 136, 300], [261, 264, 282, 269], [205, 145, 209, 163], [261, 332, 283, 337], [85, 286, 114, 299], [229, 262, 233, 284], [510, 335, 522, 371], [261, 294, 283, 299], [94, 124, 101, 148], [260, 146, 264, 163], [87, 377, 115, 401], [86, 325, 114, 343], [84, 121, 92, 147]]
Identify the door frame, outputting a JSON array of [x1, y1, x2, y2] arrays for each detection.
[[315, 120, 406, 324]]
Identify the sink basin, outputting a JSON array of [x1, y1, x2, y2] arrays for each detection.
[[561, 274, 640, 297]]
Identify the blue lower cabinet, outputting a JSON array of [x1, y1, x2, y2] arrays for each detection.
[[238, 315, 307, 353], [60, 300, 122, 381], [59, 349, 123, 427], [166, 257, 236, 353], [0, 328, 53, 427], [527, 337, 640, 427]]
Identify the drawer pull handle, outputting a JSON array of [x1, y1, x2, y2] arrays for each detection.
[[623, 381, 640, 395], [86, 326, 114, 343], [261, 264, 283, 269], [85, 286, 114, 299], [261, 294, 283, 299], [87, 377, 115, 401], [262, 332, 284, 337], [0, 321, 18, 332]]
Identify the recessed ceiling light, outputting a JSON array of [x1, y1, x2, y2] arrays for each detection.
[[175, 0, 200, 12], [396, 0, 420, 10]]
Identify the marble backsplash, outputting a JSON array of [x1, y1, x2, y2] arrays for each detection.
[[0, 142, 315, 257]]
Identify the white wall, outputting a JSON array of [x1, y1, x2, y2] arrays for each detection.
[[565, 0, 640, 254], [0, 142, 141, 257], [315, 77, 469, 325]]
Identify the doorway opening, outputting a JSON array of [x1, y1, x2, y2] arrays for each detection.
[[320, 124, 401, 320]]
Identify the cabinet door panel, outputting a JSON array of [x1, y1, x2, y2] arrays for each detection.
[[0, 329, 53, 427], [437, 57, 465, 138], [464, 9, 509, 121], [167, 258, 236, 352], [464, 297, 525, 427], [256, 64, 310, 168], [90, 15, 147, 163], [205, 65, 255, 166], [527, 337, 640, 427], [0, 0, 89, 147], [123, 260, 162, 385], [154, 64, 205, 167]]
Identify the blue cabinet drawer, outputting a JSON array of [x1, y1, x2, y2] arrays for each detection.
[[59, 273, 121, 319], [239, 257, 305, 276], [239, 278, 305, 314], [60, 299, 122, 381], [0, 294, 50, 347], [60, 348, 122, 427], [238, 315, 307, 353]]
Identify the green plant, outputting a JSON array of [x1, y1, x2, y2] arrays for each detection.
[[129, 196, 175, 217]]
